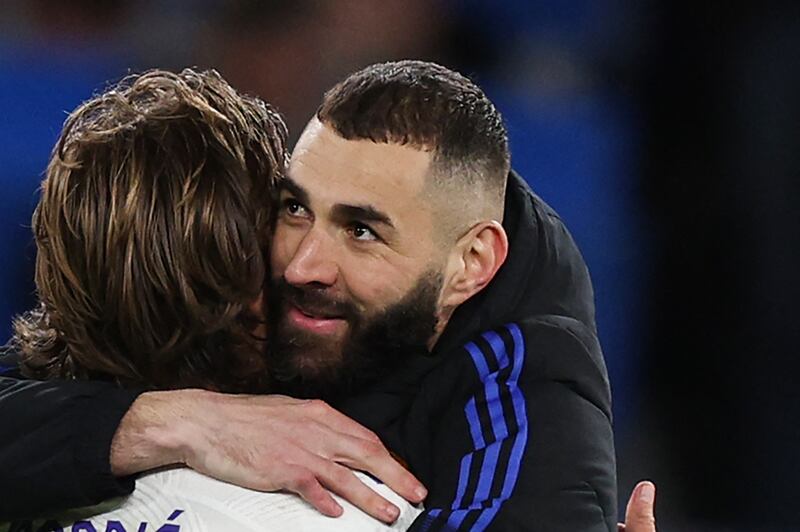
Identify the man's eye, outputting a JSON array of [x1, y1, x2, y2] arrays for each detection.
[[349, 223, 379, 242], [283, 199, 309, 218]]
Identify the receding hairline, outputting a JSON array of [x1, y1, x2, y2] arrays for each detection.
[[314, 60, 510, 231], [305, 115, 506, 237]]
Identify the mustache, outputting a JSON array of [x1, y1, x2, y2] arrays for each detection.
[[272, 278, 358, 320]]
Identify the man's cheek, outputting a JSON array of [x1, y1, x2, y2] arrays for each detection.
[[270, 225, 295, 275], [346, 272, 412, 309], [339, 254, 401, 296]]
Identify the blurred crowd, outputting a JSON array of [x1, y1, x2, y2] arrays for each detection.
[[1, 1, 797, 529]]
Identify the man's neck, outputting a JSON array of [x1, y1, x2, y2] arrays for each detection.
[[426, 308, 455, 352]]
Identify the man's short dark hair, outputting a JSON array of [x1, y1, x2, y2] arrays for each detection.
[[317, 60, 510, 220], [13, 68, 287, 392]]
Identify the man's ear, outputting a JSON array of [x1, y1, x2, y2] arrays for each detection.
[[440, 220, 509, 310]]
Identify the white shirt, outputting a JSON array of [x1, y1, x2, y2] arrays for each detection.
[[16, 468, 422, 531]]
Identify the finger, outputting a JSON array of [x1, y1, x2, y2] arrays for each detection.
[[618, 525, 626, 531], [316, 458, 402, 524], [625, 481, 656, 532], [297, 400, 427, 503], [333, 435, 427, 504], [282, 464, 344, 518]]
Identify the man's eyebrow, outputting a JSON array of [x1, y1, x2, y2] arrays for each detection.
[[331, 204, 395, 229], [278, 176, 310, 205], [280, 176, 395, 230]]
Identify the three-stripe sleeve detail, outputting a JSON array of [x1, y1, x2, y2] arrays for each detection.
[[420, 323, 528, 531]]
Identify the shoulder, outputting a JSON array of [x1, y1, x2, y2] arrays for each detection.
[[466, 321, 616, 529], [0, 344, 21, 378], [451, 317, 611, 421], [418, 320, 616, 531]]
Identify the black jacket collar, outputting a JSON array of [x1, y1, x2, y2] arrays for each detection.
[[433, 170, 597, 356]]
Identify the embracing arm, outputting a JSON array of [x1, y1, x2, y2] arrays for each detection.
[[110, 390, 427, 523], [0, 375, 141, 519], [0, 366, 425, 523]]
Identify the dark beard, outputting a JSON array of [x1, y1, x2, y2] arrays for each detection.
[[266, 270, 442, 402]]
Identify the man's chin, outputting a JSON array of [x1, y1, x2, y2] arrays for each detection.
[[290, 350, 345, 379], [270, 325, 347, 382], [273, 352, 350, 399]]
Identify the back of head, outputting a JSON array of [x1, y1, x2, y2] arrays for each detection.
[[14, 68, 287, 391], [317, 60, 510, 234]]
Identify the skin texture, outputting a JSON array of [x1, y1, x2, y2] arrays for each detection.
[[271, 118, 508, 364], [270, 118, 443, 379], [273, 119, 442, 321]]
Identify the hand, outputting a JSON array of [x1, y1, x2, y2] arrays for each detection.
[[617, 481, 656, 532], [110, 390, 427, 524]]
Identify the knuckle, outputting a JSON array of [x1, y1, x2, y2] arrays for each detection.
[[293, 472, 318, 492], [330, 467, 355, 488], [363, 429, 381, 444], [306, 399, 330, 415], [358, 439, 386, 459]]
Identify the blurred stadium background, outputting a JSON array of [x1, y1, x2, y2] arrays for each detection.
[[1, 1, 798, 530]]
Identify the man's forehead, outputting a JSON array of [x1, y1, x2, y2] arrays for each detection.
[[288, 119, 432, 205]]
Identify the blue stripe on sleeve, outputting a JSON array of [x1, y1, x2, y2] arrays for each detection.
[[466, 338, 509, 509], [452, 452, 474, 510], [464, 396, 485, 449], [419, 323, 528, 532], [471, 324, 528, 531]]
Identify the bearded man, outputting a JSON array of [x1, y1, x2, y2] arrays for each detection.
[[1, 61, 656, 532]]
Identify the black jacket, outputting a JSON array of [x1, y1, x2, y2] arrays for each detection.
[[337, 171, 616, 531], [0, 171, 617, 531]]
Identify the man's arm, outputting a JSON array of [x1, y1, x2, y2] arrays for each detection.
[[0, 370, 425, 522], [409, 320, 617, 531], [110, 389, 427, 523], [0, 375, 141, 519]]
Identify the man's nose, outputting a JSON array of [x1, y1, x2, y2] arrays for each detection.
[[283, 230, 338, 287]]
